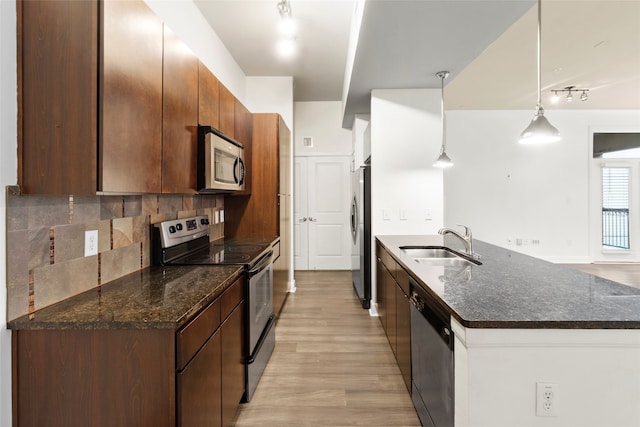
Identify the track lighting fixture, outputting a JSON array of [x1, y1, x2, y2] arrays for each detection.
[[550, 86, 589, 104]]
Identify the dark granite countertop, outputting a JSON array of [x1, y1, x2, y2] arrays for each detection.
[[8, 265, 244, 330], [377, 235, 640, 329]]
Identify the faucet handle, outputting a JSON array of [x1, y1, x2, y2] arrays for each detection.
[[456, 224, 472, 238]]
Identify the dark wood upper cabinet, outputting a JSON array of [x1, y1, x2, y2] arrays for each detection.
[[100, 0, 163, 194], [218, 84, 235, 138], [19, 0, 98, 195], [162, 25, 198, 194], [225, 113, 280, 240], [198, 61, 220, 129]]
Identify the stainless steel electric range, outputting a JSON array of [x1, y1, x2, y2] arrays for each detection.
[[153, 215, 275, 402]]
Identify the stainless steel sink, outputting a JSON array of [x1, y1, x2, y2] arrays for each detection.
[[399, 246, 482, 266], [414, 257, 475, 267], [400, 247, 458, 259]]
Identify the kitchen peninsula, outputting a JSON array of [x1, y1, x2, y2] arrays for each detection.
[[377, 235, 640, 427]]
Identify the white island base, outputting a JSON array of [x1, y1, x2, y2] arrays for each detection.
[[453, 319, 640, 427]]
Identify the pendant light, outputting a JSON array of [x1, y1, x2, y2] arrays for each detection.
[[433, 71, 453, 168], [518, 0, 561, 145]]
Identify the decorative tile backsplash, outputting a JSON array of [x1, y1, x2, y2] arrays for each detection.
[[5, 186, 224, 321]]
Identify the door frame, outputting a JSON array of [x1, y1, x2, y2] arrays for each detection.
[[589, 127, 640, 262]]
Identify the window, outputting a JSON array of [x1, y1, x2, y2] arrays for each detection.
[[601, 167, 630, 249]]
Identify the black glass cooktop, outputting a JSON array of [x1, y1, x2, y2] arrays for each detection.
[[172, 241, 271, 266]]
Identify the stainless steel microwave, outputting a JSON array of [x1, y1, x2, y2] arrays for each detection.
[[198, 125, 245, 193]]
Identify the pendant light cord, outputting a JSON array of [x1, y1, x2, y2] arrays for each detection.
[[536, 0, 542, 110], [441, 74, 446, 153]]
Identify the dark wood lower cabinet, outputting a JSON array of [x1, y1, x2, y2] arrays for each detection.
[[377, 241, 412, 393], [12, 277, 246, 427], [221, 300, 245, 427], [396, 284, 412, 392], [178, 331, 222, 427], [13, 329, 175, 427]]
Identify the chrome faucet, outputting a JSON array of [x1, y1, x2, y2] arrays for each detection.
[[438, 225, 479, 259]]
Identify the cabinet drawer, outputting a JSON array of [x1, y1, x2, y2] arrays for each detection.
[[378, 244, 397, 278], [177, 299, 221, 370], [396, 267, 410, 297], [221, 276, 244, 321]]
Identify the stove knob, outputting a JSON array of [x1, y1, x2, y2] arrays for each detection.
[[201, 218, 209, 225], [168, 226, 176, 233], [176, 223, 183, 231]]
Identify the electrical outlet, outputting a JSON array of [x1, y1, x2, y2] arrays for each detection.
[[400, 209, 408, 220], [220, 210, 224, 223], [84, 230, 98, 257], [536, 382, 559, 417], [214, 210, 220, 224]]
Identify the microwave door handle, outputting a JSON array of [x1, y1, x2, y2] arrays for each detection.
[[238, 157, 245, 185], [233, 157, 245, 185]]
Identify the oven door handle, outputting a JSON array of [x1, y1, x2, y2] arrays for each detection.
[[248, 250, 273, 277], [245, 314, 276, 364]]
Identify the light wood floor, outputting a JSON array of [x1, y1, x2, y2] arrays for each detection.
[[232, 271, 420, 427], [562, 263, 640, 289]]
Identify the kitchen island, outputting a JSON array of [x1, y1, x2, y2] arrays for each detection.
[[9, 264, 245, 427], [377, 235, 640, 427]]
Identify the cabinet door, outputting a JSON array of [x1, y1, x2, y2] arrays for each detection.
[[198, 61, 220, 128], [177, 331, 222, 427], [218, 84, 235, 138], [396, 285, 411, 392], [162, 25, 198, 194], [20, 0, 98, 195], [100, 0, 163, 193], [221, 300, 245, 427], [234, 99, 253, 195], [386, 267, 397, 356], [376, 256, 387, 332], [225, 113, 279, 240]]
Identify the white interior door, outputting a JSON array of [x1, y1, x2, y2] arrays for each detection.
[[294, 156, 352, 270], [307, 157, 352, 269]]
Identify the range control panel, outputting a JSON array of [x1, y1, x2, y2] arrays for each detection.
[[155, 215, 210, 249]]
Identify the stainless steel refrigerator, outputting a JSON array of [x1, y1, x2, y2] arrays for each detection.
[[351, 161, 371, 309]]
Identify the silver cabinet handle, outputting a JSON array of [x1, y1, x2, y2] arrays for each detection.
[[309, 217, 318, 222], [299, 217, 308, 222]]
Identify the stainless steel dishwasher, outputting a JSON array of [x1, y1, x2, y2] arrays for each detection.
[[410, 279, 454, 427]]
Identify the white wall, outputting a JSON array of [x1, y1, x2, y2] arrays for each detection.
[[370, 89, 445, 237], [351, 114, 370, 168], [294, 101, 352, 157], [0, 0, 16, 424], [246, 76, 293, 131], [445, 109, 640, 263]]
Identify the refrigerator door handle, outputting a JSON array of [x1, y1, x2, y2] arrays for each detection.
[[351, 196, 359, 240]]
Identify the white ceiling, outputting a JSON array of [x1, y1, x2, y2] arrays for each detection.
[[194, 0, 354, 102], [195, 0, 640, 127]]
